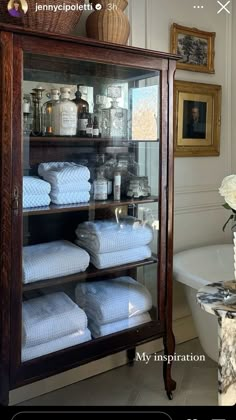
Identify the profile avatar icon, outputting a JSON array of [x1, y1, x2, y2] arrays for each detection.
[[8, 0, 28, 18]]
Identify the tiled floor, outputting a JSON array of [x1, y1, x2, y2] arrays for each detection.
[[19, 339, 218, 406]]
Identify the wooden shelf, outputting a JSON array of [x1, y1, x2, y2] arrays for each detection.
[[28, 136, 129, 147], [22, 256, 158, 292], [23, 196, 159, 216]]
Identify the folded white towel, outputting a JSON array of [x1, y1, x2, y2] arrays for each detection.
[[23, 240, 90, 284], [51, 182, 91, 194], [23, 194, 51, 209], [23, 176, 51, 195], [22, 292, 88, 348], [50, 191, 90, 205], [38, 162, 90, 185], [75, 245, 152, 269], [75, 276, 152, 325], [22, 329, 91, 362], [75, 218, 153, 254], [89, 312, 151, 338]]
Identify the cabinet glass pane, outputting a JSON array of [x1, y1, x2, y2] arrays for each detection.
[[22, 53, 160, 362]]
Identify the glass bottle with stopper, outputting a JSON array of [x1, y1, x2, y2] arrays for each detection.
[[101, 86, 128, 139], [53, 87, 77, 136], [42, 88, 60, 135], [30, 87, 45, 136]]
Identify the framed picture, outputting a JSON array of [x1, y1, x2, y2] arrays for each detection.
[[170, 23, 215, 73], [174, 81, 221, 157]]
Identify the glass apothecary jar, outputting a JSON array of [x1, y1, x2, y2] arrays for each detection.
[[53, 87, 77, 136], [42, 89, 60, 136]]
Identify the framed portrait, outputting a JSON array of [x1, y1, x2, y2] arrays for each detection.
[[170, 23, 215, 73], [174, 81, 222, 157]]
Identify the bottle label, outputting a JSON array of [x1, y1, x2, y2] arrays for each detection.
[[61, 112, 77, 128], [94, 180, 108, 200], [93, 128, 99, 136], [78, 118, 88, 131], [86, 127, 93, 136]]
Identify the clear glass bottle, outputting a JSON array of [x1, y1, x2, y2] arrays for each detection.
[[23, 94, 32, 135], [101, 86, 128, 139], [93, 168, 108, 201], [42, 88, 60, 135], [116, 153, 129, 195], [30, 87, 45, 136], [113, 170, 121, 201], [53, 87, 77, 136]]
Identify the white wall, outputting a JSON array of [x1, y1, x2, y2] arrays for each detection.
[[232, 1, 236, 173]]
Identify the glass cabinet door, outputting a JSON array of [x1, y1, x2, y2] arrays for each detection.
[[20, 53, 161, 363]]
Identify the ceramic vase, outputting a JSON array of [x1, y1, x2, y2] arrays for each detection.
[[86, 0, 130, 45]]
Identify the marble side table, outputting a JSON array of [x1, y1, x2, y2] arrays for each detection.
[[197, 282, 236, 406]]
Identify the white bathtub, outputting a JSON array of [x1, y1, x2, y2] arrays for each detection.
[[173, 244, 234, 362]]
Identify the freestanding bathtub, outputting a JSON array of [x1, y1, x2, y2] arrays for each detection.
[[173, 244, 234, 362]]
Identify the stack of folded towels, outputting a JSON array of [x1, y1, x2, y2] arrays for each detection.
[[75, 217, 153, 269], [38, 162, 91, 205], [22, 292, 91, 361], [23, 240, 90, 284], [75, 276, 152, 338], [23, 176, 51, 208]]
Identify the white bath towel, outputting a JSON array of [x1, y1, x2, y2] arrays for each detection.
[[50, 191, 90, 205], [38, 162, 90, 184], [23, 194, 51, 209], [22, 329, 91, 362], [75, 219, 153, 254], [77, 245, 152, 269], [23, 176, 51, 195], [89, 312, 151, 338], [22, 292, 88, 347], [51, 182, 91, 194], [23, 240, 90, 284], [75, 276, 152, 325]]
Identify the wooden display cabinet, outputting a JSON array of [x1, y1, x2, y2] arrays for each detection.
[[0, 24, 178, 405]]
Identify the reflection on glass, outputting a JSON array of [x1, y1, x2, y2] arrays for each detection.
[[131, 85, 158, 141]]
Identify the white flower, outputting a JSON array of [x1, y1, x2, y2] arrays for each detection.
[[219, 175, 236, 210]]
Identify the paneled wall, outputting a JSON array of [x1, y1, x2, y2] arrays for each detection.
[[127, 0, 232, 252]]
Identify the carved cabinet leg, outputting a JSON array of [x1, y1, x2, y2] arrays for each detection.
[[163, 329, 176, 400], [127, 347, 136, 366]]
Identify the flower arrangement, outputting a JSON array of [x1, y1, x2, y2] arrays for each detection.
[[219, 175, 236, 231]]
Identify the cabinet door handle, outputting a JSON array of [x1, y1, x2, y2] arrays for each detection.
[[12, 186, 19, 212]]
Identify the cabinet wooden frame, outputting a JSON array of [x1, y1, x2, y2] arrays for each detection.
[[0, 23, 178, 404]]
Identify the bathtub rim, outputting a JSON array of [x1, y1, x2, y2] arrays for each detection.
[[173, 243, 233, 290]]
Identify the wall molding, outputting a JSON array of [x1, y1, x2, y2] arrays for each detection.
[[175, 184, 219, 195], [175, 202, 223, 215]]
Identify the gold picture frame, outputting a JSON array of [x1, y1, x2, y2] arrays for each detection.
[[171, 23, 215, 73], [174, 81, 221, 157]]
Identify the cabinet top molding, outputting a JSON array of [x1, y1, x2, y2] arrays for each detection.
[[0, 23, 180, 61]]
